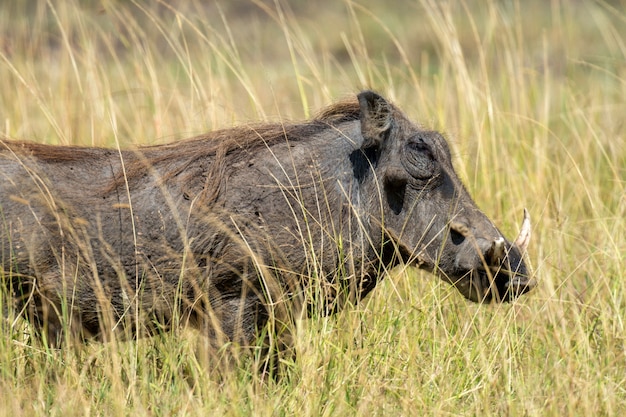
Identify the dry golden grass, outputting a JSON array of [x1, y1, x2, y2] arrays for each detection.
[[1, 0, 625, 415]]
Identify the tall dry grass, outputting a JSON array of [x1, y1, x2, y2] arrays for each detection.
[[1, 0, 625, 415]]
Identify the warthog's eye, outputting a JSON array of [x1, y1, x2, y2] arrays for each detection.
[[405, 136, 437, 179], [408, 139, 432, 155]]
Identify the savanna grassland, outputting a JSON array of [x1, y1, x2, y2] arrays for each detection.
[[1, 0, 625, 415]]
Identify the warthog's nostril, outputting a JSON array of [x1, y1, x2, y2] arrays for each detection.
[[449, 222, 469, 246], [450, 229, 466, 245]]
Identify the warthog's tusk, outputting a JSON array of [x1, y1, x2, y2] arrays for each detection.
[[490, 237, 505, 265], [514, 208, 531, 253]]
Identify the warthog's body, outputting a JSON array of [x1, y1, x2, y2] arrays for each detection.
[[0, 91, 534, 348]]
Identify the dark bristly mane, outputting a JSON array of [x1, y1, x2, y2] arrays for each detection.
[[136, 97, 362, 163], [1, 97, 362, 164], [112, 98, 363, 198], [0, 98, 367, 205], [0, 98, 366, 203]]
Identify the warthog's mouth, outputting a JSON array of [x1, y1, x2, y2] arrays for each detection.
[[465, 265, 535, 303], [397, 249, 536, 303]]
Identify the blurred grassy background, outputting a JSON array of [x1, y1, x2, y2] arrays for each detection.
[[1, 0, 625, 415]]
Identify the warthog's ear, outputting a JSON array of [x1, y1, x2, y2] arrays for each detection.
[[358, 91, 392, 149]]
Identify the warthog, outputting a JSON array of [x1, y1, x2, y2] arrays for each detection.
[[0, 91, 534, 352]]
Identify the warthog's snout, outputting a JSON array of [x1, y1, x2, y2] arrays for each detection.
[[449, 209, 536, 303]]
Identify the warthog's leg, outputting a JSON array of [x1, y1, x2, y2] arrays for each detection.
[[189, 275, 295, 378]]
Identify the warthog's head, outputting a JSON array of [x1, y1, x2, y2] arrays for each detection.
[[357, 91, 535, 302]]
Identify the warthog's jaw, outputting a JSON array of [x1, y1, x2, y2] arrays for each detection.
[[465, 260, 535, 303], [392, 246, 533, 303]]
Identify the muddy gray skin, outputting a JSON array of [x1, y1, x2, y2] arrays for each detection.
[[0, 91, 534, 349]]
